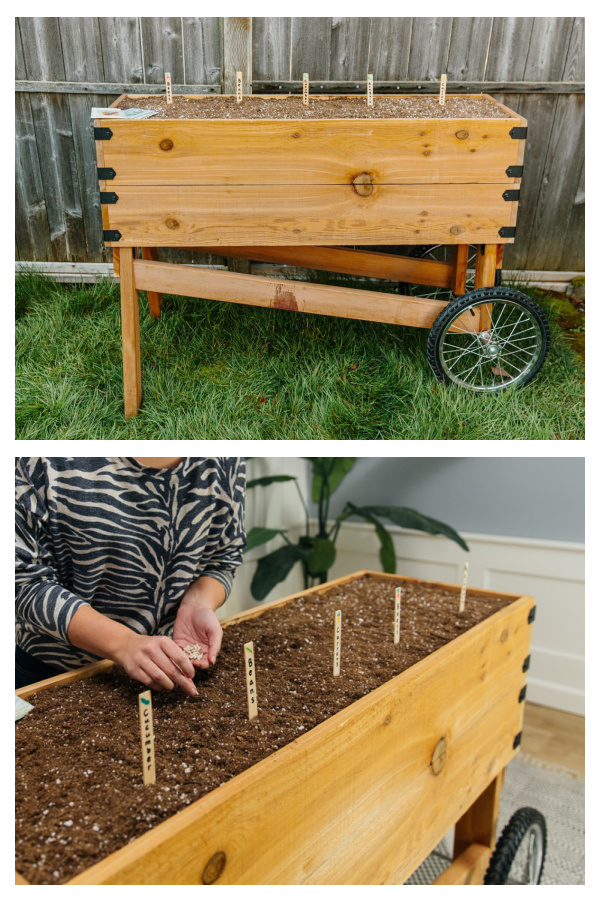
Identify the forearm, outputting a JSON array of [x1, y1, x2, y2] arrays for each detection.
[[66, 604, 134, 662], [180, 575, 227, 612]]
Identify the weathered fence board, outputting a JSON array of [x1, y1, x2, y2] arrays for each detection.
[[98, 18, 144, 84], [15, 16, 585, 271]]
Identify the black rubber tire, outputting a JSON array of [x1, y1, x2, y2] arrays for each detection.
[[427, 287, 551, 391], [484, 807, 547, 885]]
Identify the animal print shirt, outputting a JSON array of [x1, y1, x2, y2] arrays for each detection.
[[15, 457, 246, 670]]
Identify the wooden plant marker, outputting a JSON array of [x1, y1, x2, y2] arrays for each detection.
[[236, 72, 243, 104], [439, 74, 447, 106], [138, 691, 156, 785], [459, 562, 469, 613], [333, 609, 342, 676], [367, 74, 373, 107], [394, 587, 402, 644], [244, 641, 258, 720], [303, 73, 309, 106], [165, 72, 173, 105]]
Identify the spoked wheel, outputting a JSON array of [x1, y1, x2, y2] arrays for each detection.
[[484, 807, 547, 884], [427, 287, 550, 391]]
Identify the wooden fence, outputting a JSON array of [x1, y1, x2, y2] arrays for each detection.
[[15, 17, 584, 271]]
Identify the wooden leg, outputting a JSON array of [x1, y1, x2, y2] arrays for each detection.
[[453, 769, 505, 859], [452, 244, 469, 296], [474, 244, 499, 330], [140, 247, 163, 317], [112, 248, 120, 277], [119, 247, 142, 419]]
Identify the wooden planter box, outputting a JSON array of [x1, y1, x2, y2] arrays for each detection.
[[96, 94, 525, 249], [16, 572, 534, 885], [93, 94, 533, 416]]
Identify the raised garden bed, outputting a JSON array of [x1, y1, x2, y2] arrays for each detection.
[[16, 571, 534, 885], [93, 93, 550, 415]]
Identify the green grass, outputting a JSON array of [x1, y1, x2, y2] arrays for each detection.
[[15, 270, 584, 439]]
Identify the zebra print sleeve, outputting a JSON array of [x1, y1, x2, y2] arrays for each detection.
[[15, 458, 89, 644], [15, 457, 247, 670]]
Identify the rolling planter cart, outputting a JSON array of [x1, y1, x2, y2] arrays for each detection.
[[16, 572, 546, 886], [94, 93, 550, 417]]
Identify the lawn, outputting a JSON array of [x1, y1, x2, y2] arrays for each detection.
[[15, 270, 584, 440]]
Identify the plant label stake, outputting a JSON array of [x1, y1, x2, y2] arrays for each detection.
[[138, 691, 156, 785], [367, 74, 373, 107], [244, 641, 258, 720], [303, 73, 309, 105], [459, 562, 469, 612], [165, 72, 173, 106], [439, 74, 447, 106], [236, 72, 243, 104], [394, 587, 401, 644], [333, 609, 342, 676]]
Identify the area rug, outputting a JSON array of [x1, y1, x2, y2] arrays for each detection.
[[405, 752, 585, 885]]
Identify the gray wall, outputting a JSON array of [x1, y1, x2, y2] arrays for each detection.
[[310, 457, 584, 543], [16, 17, 584, 270]]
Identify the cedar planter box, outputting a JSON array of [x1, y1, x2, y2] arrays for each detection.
[[93, 95, 551, 415], [96, 94, 525, 249], [16, 572, 534, 886]]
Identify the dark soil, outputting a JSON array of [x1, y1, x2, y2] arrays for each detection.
[[116, 94, 511, 120], [16, 574, 514, 885]]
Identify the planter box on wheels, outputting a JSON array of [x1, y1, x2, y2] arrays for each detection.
[[16, 571, 535, 885], [94, 93, 549, 415]]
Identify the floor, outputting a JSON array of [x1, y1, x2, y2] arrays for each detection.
[[521, 702, 584, 778]]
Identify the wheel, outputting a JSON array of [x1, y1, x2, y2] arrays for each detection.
[[484, 807, 547, 885], [427, 287, 550, 391], [406, 244, 479, 301]]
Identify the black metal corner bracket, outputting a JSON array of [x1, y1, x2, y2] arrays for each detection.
[[503, 189, 521, 202], [518, 686, 527, 703], [97, 167, 116, 180], [498, 226, 516, 238], [506, 165, 524, 178], [513, 731, 523, 750], [522, 655, 531, 673], [103, 230, 122, 242], [528, 605, 537, 624], [509, 126, 528, 140], [93, 126, 113, 140], [100, 192, 118, 204]]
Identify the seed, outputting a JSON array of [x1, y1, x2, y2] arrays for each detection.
[[183, 644, 204, 660]]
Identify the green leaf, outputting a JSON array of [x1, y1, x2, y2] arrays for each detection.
[[251, 543, 310, 601], [246, 475, 297, 489], [343, 507, 396, 573], [310, 458, 356, 503], [352, 505, 469, 552], [245, 526, 287, 552], [302, 537, 337, 577]]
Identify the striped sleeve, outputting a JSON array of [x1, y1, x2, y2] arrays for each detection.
[[198, 457, 247, 597], [15, 458, 88, 644]]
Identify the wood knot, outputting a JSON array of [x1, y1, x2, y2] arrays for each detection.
[[455, 129, 470, 140], [165, 217, 180, 230], [202, 851, 226, 884], [431, 737, 446, 775], [500, 628, 510, 644], [159, 138, 174, 151], [449, 225, 465, 236], [383, 715, 392, 726], [290, 131, 301, 139], [351, 172, 374, 196]]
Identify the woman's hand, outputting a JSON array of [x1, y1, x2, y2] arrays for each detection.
[[113, 632, 197, 695], [173, 604, 223, 669]]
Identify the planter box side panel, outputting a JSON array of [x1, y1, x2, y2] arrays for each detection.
[[103, 183, 517, 248], [99, 118, 522, 187], [64, 594, 532, 886]]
